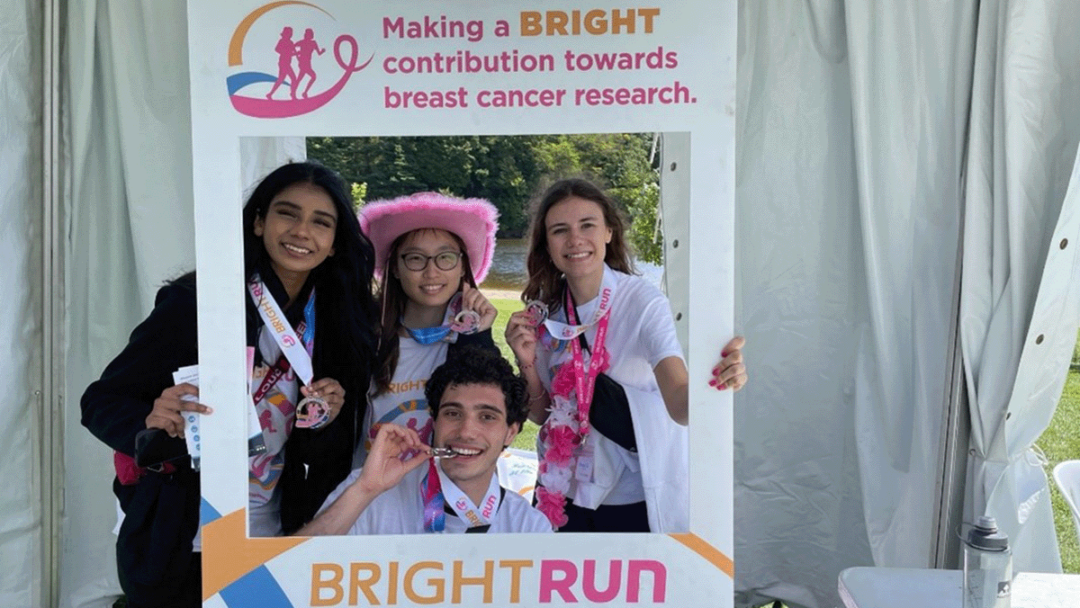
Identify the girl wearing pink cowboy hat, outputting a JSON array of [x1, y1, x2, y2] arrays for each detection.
[[357, 192, 501, 463]]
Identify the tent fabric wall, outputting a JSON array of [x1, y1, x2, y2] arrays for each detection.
[[63, 1, 196, 605], [734, 1, 971, 603], [736, 1, 1078, 606], [0, 1, 44, 606], [61, 3, 306, 606], [960, 0, 1080, 575]]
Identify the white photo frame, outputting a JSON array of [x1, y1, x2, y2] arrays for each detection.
[[188, 2, 735, 606]]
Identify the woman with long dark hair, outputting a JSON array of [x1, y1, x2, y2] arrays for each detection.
[[80, 161, 378, 607], [505, 178, 747, 533]]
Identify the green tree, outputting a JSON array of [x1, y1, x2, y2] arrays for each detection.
[[307, 133, 663, 262], [531, 133, 662, 263], [350, 182, 367, 212]]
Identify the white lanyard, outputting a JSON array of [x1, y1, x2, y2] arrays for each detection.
[[247, 275, 314, 385], [436, 462, 502, 528], [542, 264, 618, 342]]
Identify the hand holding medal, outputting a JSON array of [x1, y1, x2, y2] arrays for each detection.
[[524, 300, 548, 327], [357, 423, 431, 496], [504, 303, 545, 374], [296, 378, 345, 429], [456, 284, 497, 335], [248, 277, 341, 431]]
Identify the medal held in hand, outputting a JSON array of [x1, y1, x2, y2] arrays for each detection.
[[450, 309, 481, 334], [431, 447, 460, 459], [249, 276, 333, 429], [525, 300, 549, 327], [404, 292, 481, 343], [295, 395, 331, 429]]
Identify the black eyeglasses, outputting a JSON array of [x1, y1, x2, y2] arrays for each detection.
[[400, 251, 463, 271]]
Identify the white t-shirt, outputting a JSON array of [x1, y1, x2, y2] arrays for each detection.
[[357, 337, 447, 467], [535, 268, 685, 508], [248, 326, 302, 537], [320, 466, 554, 534]]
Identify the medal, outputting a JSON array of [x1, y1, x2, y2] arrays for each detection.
[[450, 309, 481, 334], [295, 395, 331, 429], [431, 447, 460, 459], [525, 300, 549, 327]]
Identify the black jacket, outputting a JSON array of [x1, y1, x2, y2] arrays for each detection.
[[81, 272, 360, 594]]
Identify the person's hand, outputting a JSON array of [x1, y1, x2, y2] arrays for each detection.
[[302, 377, 345, 423], [357, 423, 431, 495], [709, 336, 747, 392], [146, 383, 213, 438], [461, 283, 498, 331], [505, 310, 539, 369]]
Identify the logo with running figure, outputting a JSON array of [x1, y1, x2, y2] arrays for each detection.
[[226, 1, 373, 118]]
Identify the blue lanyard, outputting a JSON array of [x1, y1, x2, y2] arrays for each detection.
[[402, 322, 452, 345], [301, 291, 316, 355]]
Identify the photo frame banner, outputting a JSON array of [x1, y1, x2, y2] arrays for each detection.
[[187, 1, 735, 606]]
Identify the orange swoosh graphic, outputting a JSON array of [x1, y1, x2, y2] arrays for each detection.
[[669, 533, 735, 578], [202, 508, 309, 599]]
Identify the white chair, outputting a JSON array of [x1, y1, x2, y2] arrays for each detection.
[[1052, 460, 1080, 545]]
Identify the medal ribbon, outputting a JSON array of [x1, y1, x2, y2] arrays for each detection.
[[402, 292, 463, 345], [251, 356, 290, 405], [542, 278, 614, 343], [420, 459, 445, 532], [436, 463, 502, 528], [565, 286, 612, 414], [247, 275, 316, 385]]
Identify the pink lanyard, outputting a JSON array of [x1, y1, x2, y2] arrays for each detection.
[[421, 459, 445, 532], [565, 288, 611, 410]]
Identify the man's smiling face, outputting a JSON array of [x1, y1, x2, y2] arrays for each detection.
[[433, 383, 520, 493]]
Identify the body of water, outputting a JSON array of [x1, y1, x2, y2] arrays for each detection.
[[480, 238, 664, 294]]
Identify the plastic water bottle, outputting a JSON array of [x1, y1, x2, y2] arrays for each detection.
[[963, 516, 1012, 608]]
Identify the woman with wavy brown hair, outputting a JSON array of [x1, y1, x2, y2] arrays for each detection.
[[506, 177, 746, 533]]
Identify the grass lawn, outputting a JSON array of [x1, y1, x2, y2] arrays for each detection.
[[491, 297, 540, 450]]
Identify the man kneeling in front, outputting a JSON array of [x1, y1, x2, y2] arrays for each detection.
[[298, 348, 552, 535]]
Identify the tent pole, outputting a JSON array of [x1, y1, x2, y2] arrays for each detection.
[[41, 0, 64, 604], [930, 213, 970, 569]]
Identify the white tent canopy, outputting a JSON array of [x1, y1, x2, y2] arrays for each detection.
[[2, 1, 1078, 607]]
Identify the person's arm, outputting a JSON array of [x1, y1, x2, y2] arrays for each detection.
[[505, 310, 550, 424], [455, 327, 499, 354], [295, 423, 430, 536], [654, 335, 748, 425], [632, 282, 747, 424], [295, 473, 382, 536], [654, 356, 690, 425], [519, 359, 551, 425], [81, 282, 201, 455]]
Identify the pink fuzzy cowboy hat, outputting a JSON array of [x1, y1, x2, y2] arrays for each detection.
[[359, 192, 499, 283]]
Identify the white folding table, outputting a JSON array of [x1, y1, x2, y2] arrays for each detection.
[[838, 567, 1080, 608]]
